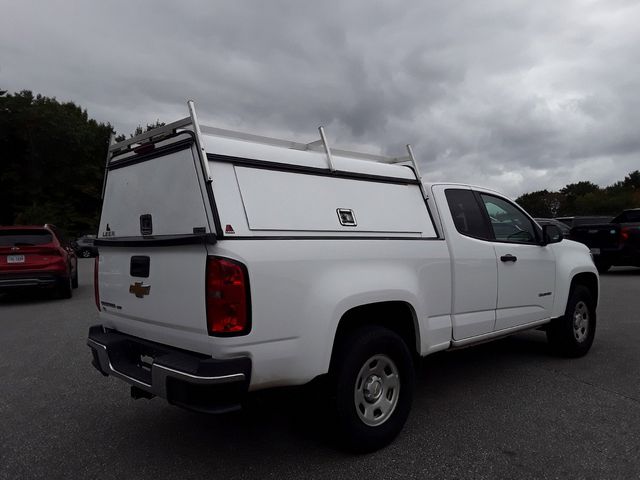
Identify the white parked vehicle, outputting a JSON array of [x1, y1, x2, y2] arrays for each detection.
[[88, 102, 598, 452]]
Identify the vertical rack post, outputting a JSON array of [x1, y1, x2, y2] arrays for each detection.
[[406, 144, 429, 199], [318, 126, 336, 172], [188, 100, 213, 182], [101, 133, 114, 200]]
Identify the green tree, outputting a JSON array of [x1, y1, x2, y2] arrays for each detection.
[[558, 181, 601, 215], [560, 181, 600, 197], [114, 120, 165, 142], [621, 170, 640, 190], [0, 90, 113, 236], [516, 190, 562, 217], [517, 173, 640, 218]]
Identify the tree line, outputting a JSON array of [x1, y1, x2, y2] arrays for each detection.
[[0, 90, 161, 237], [515, 173, 640, 218]]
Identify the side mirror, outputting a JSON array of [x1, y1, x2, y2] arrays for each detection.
[[542, 224, 563, 245]]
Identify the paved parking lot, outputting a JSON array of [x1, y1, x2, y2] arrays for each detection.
[[1, 259, 639, 479]]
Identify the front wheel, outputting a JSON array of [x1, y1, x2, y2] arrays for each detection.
[[81, 249, 92, 258], [546, 285, 596, 357], [594, 260, 610, 274], [331, 326, 414, 452]]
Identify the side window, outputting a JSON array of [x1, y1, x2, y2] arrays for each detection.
[[627, 211, 640, 222], [614, 211, 640, 223], [445, 189, 492, 240], [480, 194, 538, 244]]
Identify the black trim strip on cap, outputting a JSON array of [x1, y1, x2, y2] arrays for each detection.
[[95, 233, 217, 247], [206, 153, 420, 186]]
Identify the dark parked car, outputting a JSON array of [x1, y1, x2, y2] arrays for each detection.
[[569, 209, 640, 273], [0, 224, 78, 298], [556, 216, 613, 228], [74, 235, 99, 258]]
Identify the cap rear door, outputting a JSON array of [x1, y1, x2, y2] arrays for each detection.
[[97, 132, 216, 342]]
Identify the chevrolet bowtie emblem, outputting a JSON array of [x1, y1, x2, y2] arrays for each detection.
[[129, 282, 151, 298]]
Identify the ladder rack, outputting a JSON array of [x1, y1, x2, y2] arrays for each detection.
[[105, 101, 428, 198]]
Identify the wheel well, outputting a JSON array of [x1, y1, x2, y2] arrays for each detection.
[[330, 301, 419, 366], [571, 272, 599, 307]]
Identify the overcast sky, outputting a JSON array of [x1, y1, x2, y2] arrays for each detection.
[[2, 0, 639, 198]]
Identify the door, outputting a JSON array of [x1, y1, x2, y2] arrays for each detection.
[[477, 193, 556, 331], [439, 187, 498, 340]]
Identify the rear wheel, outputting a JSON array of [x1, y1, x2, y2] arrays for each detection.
[[72, 268, 79, 289], [547, 285, 596, 357], [58, 276, 73, 299], [81, 249, 92, 258], [331, 326, 414, 452]]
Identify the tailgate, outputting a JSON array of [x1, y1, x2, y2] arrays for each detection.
[[570, 224, 619, 249], [97, 131, 216, 338]]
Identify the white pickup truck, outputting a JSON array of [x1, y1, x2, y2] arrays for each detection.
[[88, 102, 598, 452]]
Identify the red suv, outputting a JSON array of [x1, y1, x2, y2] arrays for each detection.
[[0, 224, 78, 298]]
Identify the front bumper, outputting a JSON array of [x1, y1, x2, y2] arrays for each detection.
[[87, 326, 251, 414]]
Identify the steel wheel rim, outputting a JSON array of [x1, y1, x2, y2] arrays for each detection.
[[354, 354, 400, 427], [82, 250, 91, 257], [573, 301, 590, 343]]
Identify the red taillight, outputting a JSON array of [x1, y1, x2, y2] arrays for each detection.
[[94, 256, 100, 311], [620, 227, 630, 242], [205, 257, 250, 335]]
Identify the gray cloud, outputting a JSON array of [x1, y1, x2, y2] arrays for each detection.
[[2, 0, 639, 198]]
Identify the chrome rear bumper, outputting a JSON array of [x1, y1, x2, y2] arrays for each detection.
[[87, 326, 251, 414]]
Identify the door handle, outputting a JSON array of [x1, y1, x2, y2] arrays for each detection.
[[500, 254, 517, 262]]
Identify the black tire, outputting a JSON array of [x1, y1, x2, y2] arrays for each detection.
[[594, 259, 610, 274], [72, 268, 79, 289], [58, 276, 73, 299], [330, 326, 414, 453], [546, 285, 596, 357]]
